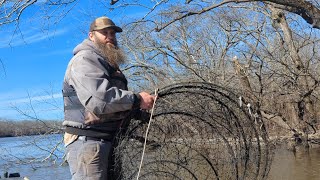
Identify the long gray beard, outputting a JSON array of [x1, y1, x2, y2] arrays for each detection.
[[95, 42, 126, 69]]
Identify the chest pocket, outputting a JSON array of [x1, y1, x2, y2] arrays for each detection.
[[97, 55, 128, 90], [109, 70, 128, 90]]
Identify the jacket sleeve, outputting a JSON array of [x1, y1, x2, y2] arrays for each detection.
[[67, 52, 135, 115]]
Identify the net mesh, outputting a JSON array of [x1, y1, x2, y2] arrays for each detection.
[[112, 82, 273, 180]]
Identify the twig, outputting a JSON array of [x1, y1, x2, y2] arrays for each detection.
[[136, 88, 159, 180]]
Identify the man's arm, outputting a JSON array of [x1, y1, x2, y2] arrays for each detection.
[[68, 55, 136, 114]]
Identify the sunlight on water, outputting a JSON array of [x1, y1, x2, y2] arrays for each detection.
[[0, 134, 70, 180], [0, 134, 64, 165]]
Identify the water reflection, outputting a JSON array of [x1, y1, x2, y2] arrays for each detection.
[[268, 144, 320, 180]]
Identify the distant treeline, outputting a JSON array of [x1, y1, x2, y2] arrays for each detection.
[[0, 120, 63, 137]]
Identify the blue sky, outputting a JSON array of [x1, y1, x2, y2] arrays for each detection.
[[0, 1, 152, 120]]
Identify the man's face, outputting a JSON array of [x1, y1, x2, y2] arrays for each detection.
[[89, 28, 126, 68], [89, 28, 117, 47]]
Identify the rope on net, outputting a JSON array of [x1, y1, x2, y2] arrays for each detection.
[[112, 82, 273, 180]]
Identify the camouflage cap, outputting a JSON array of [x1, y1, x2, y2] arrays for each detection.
[[89, 16, 122, 32]]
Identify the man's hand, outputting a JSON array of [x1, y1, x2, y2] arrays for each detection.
[[139, 92, 156, 110]]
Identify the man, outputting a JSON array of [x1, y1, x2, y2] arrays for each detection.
[[62, 16, 155, 180]]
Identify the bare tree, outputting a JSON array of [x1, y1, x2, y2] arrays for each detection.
[[0, 0, 78, 26], [110, 0, 320, 31], [1, 0, 319, 31], [1, 0, 320, 177], [116, 1, 320, 151]]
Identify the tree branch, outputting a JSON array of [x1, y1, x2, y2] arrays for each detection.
[[153, 0, 320, 32], [262, 0, 320, 29]]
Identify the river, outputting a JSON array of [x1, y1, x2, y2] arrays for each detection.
[[0, 134, 70, 179], [268, 144, 320, 180], [0, 135, 319, 180]]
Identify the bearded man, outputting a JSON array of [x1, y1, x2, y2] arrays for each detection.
[[62, 16, 155, 180]]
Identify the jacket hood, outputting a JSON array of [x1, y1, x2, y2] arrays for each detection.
[[73, 39, 102, 56]]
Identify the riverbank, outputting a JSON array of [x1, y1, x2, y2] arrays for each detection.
[[0, 120, 63, 137], [269, 132, 320, 149]]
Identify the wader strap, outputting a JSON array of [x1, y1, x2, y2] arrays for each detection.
[[62, 91, 77, 97], [65, 126, 115, 141], [64, 105, 84, 110]]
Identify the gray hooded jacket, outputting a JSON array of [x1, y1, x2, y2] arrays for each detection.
[[62, 39, 139, 138]]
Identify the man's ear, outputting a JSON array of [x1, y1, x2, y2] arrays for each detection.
[[89, 31, 95, 41]]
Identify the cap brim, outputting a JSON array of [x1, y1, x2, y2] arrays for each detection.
[[95, 25, 122, 32]]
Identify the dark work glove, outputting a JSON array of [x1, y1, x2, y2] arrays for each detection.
[[131, 109, 151, 123]]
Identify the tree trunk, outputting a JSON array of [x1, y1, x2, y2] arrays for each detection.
[[269, 5, 317, 149]]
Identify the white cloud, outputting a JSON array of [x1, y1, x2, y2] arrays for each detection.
[[0, 92, 62, 111], [9, 93, 62, 104], [0, 90, 63, 120], [0, 28, 68, 48]]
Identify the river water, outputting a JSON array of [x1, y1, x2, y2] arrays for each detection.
[[0, 134, 70, 179], [268, 144, 320, 180], [0, 135, 319, 180]]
